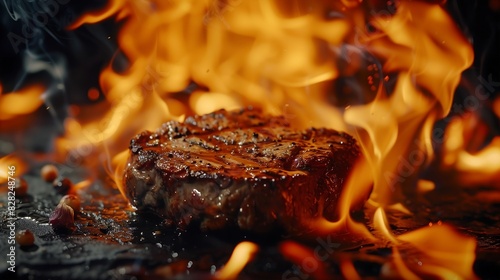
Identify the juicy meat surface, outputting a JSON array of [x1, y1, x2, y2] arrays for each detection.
[[123, 107, 360, 233]]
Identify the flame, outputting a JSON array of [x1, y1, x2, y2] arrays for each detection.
[[214, 241, 258, 280], [67, 0, 130, 29], [339, 258, 362, 280], [68, 0, 355, 129], [494, 96, 500, 118], [54, 86, 173, 173], [374, 207, 477, 279], [398, 225, 477, 279], [68, 179, 93, 195], [382, 248, 421, 280], [309, 157, 376, 239], [280, 240, 329, 280], [351, 1, 473, 208], [110, 149, 129, 198], [67, 0, 473, 196], [373, 207, 399, 243], [441, 113, 500, 188], [62, 1, 479, 278], [416, 179, 435, 193], [0, 84, 45, 120], [0, 154, 27, 184]]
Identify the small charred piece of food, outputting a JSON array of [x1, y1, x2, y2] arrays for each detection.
[[123, 107, 360, 233]]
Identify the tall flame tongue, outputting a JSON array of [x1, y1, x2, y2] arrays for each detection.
[[65, 0, 476, 278], [353, 1, 473, 207]]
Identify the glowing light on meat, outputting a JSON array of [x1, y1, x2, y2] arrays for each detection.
[[214, 241, 258, 280]]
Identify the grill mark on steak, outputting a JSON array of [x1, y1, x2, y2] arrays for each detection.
[[123, 107, 360, 233]]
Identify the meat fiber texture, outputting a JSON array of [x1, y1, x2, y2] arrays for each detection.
[[123, 107, 360, 234]]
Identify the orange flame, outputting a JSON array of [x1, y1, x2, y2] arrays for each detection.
[[68, 179, 93, 195], [0, 84, 45, 120], [67, 1, 472, 201], [381, 248, 421, 280], [399, 225, 477, 279], [441, 113, 500, 188], [0, 154, 27, 185], [339, 258, 362, 280], [54, 86, 173, 172], [351, 1, 473, 208], [110, 149, 129, 198], [374, 207, 477, 279], [214, 241, 259, 280], [65, 1, 478, 278], [280, 240, 329, 280], [494, 96, 500, 118], [67, 0, 130, 29], [308, 157, 376, 239]]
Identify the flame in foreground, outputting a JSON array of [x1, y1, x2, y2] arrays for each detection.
[[280, 241, 329, 280], [374, 207, 477, 279], [214, 241, 259, 280], [62, 0, 478, 278]]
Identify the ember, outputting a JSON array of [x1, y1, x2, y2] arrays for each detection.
[[1, 0, 500, 279]]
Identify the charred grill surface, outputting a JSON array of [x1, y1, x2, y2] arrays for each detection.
[[123, 107, 360, 233]]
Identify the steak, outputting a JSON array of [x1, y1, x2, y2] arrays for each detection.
[[123, 107, 360, 233]]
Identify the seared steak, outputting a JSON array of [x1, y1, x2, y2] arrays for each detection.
[[123, 107, 360, 233]]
